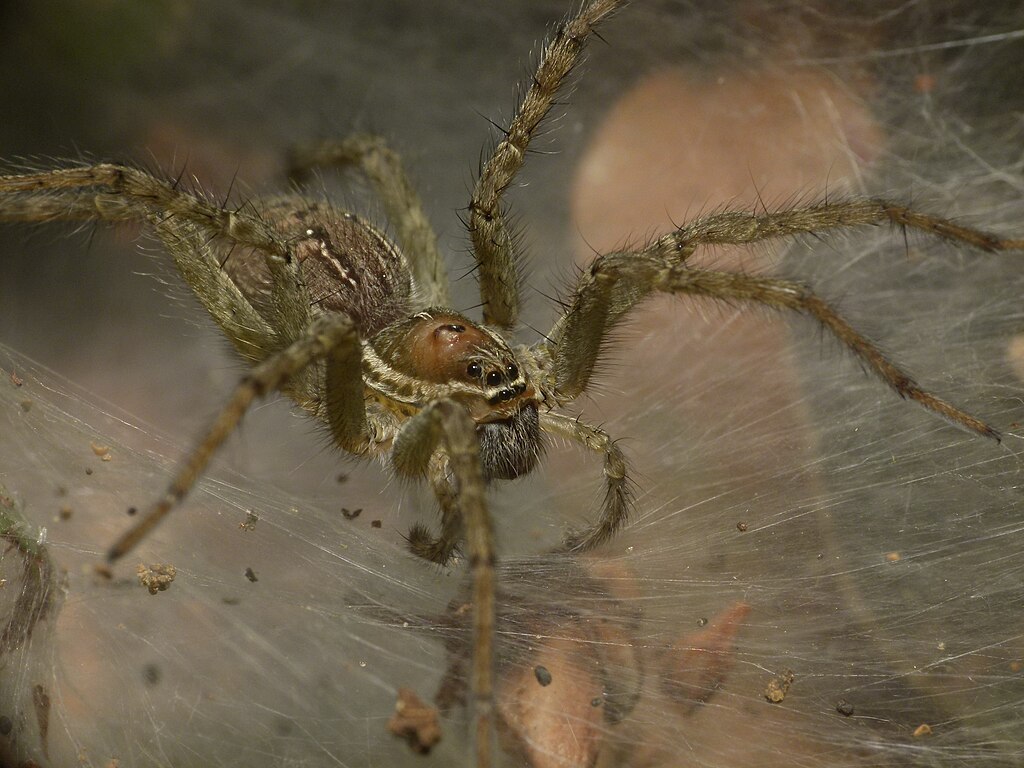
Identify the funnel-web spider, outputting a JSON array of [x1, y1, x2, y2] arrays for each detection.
[[1, 0, 1021, 765]]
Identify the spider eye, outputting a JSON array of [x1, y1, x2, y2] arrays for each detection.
[[467, 362, 482, 378], [505, 364, 518, 379], [486, 371, 502, 388]]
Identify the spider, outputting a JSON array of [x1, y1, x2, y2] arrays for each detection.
[[1, 0, 1023, 766]]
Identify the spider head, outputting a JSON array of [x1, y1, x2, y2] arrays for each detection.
[[370, 310, 543, 479]]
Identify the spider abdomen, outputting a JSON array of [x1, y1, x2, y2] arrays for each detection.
[[227, 199, 413, 337]]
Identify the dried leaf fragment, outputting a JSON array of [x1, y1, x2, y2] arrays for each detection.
[[387, 687, 442, 754]]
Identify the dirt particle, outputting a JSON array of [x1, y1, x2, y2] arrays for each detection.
[[534, 665, 553, 686], [142, 663, 160, 686], [913, 73, 936, 94], [137, 563, 176, 594], [387, 687, 442, 754], [764, 669, 794, 703], [33, 684, 49, 747]]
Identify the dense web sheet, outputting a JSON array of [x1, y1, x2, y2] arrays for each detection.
[[2, 1, 1024, 766], [4, 261, 1024, 768], [0, 345, 475, 766]]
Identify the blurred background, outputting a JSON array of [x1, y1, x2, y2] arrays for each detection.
[[1, 1, 1024, 766]]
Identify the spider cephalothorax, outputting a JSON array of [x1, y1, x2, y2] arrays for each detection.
[[365, 310, 544, 481]]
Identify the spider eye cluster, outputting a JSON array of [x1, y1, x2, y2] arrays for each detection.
[[465, 361, 522, 389], [465, 359, 526, 403]]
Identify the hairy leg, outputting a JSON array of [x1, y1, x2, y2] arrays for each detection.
[[468, 0, 624, 329], [0, 163, 290, 362], [107, 313, 365, 561], [406, 454, 464, 565], [0, 164, 290, 255], [405, 411, 631, 563], [540, 412, 632, 552], [548, 198, 1024, 398], [547, 236, 1013, 439], [391, 399, 497, 767]]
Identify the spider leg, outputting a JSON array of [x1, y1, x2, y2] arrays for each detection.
[[107, 313, 365, 561], [0, 164, 290, 362], [0, 164, 290, 256], [546, 198, 1024, 394], [540, 412, 632, 552], [391, 399, 496, 767], [667, 266, 1002, 439], [469, 0, 624, 329], [288, 134, 450, 308], [407, 454, 464, 565], [157, 212, 314, 367], [549, 247, 1002, 440], [662, 198, 1024, 254]]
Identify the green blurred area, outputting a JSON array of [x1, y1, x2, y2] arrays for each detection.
[[0, 0, 193, 149]]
